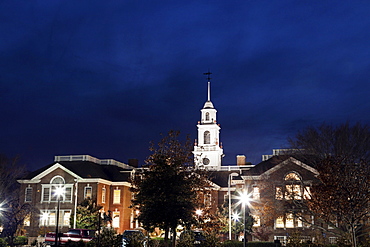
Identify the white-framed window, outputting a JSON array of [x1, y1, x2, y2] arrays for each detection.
[[102, 187, 106, 204], [204, 193, 212, 207], [40, 210, 71, 226], [41, 176, 73, 203], [113, 188, 121, 204], [329, 237, 337, 244], [274, 236, 287, 246], [25, 186, 33, 202], [252, 186, 260, 200], [112, 211, 120, 228], [84, 186, 92, 199]]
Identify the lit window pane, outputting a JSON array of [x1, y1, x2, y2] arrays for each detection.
[[112, 212, 120, 228], [276, 216, 284, 228], [113, 189, 121, 204], [286, 214, 294, 228]]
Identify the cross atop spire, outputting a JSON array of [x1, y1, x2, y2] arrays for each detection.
[[203, 70, 212, 101]]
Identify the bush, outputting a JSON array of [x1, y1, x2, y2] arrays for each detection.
[[0, 238, 7, 247], [222, 241, 279, 247], [14, 236, 28, 246]]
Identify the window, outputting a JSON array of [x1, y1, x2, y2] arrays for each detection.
[[40, 210, 71, 226], [204, 193, 212, 207], [285, 184, 302, 200], [23, 215, 31, 226], [276, 216, 284, 228], [204, 131, 210, 144], [113, 188, 121, 204], [329, 237, 337, 244], [303, 186, 311, 199], [253, 215, 260, 227], [252, 187, 260, 200], [286, 214, 294, 228], [275, 214, 302, 229], [25, 187, 33, 202], [102, 187, 106, 204], [112, 211, 120, 228], [274, 236, 286, 246], [275, 187, 283, 200], [205, 112, 210, 121], [84, 186, 92, 199], [42, 185, 73, 202], [41, 176, 73, 203]]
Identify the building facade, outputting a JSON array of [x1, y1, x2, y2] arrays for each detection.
[[17, 155, 139, 238]]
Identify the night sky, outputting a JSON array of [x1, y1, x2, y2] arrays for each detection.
[[1, 1, 370, 171]]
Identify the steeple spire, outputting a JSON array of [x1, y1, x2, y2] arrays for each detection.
[[208, 81, 211, 101]]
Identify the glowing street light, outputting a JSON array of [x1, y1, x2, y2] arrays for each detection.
[[237, 190, 251, 247], [54, 186, 65, 247], [228, 172, 239, 240]]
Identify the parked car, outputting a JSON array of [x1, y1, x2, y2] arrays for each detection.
[[44, 229, 95, 246], [122, 230, 148, 247]]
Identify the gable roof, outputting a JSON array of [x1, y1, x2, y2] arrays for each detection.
[[244, 155, 319, 178], [21, 161, 132, 182]]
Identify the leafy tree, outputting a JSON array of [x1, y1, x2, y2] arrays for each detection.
[[88, 227, 122, 247], [0, 155, 34, 247], [71, 198, 111, 230], [131, 131, 209, 247], [288, 122, 370, 247]]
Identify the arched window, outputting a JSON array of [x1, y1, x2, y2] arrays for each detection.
[[204, 131, 210, 144], [50, 176, 65, 184], [205, 112, 210, 121], [284, 172, 302, 200]]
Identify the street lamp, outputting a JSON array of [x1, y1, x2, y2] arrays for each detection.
[[228, 172, 239, 240], [239, 190, 251, 247], [54, 186, 65, 247]]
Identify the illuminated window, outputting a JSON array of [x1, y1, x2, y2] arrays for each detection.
[[24, 215, 31, 226], [276, 216, 284, 228], [303, 186, 311, 199], [253, 215, 260, 227], [84, 186, 92, 199], [204, 193, 212, 207], [253, 187, 260, 200], [113, 189, 121, 204], [275, 187, 283, 200], [40, 210, 71, 226], [25, 187, 33, 202], [64, 211, 71, 226], [102, 187, 106, 204], [112, 211, 120, 228], [284, 173, 300, 181], [204, 131, 210, 144], [286, 214, 294, 228], [285, 184, 302, 200]]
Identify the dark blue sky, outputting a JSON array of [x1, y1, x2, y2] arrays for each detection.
[[1, 1, 370, 171]]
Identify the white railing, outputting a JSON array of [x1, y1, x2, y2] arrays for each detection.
[[54, 155, 132, 169]]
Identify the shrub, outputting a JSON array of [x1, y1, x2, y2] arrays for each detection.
[[14, 236, 28, 245], [0, 238, 7, 247]]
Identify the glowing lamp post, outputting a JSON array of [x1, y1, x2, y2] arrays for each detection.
[[239, 190, 251, 247], [228, 172, 239, 240], [54, 186, 65, 247]]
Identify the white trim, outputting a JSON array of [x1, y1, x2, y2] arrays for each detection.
[[31, 163, 83, 181]]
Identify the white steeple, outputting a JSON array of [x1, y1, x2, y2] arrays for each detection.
[[193, 73, 224, 170]]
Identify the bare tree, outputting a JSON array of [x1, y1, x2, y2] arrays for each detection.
[[0, 155, 34, 246], [288, 122, 370, 247]]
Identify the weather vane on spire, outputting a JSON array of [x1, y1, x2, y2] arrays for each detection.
[[203, 70, 212, 82]]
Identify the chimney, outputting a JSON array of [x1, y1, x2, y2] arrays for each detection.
[[237, 155, 246, 166], [128, 159, 139, 168]]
